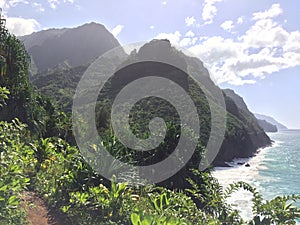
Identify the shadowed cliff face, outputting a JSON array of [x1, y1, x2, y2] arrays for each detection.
[[257, 119, 278, 133], [213, 89, 272, 166], [112, 40, 189, 91]]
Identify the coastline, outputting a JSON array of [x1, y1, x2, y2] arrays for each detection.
[[211, 143, 276, 220], [212, 132, 300, 224]]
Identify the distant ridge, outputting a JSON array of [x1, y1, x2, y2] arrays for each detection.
[[255, 113, 288, 130], [20, 22, 121, 75], [256, 119, 278, 133]]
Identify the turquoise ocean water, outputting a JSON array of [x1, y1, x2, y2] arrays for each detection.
[[259, 130, 300, 200], [213, 130, 300, 223]]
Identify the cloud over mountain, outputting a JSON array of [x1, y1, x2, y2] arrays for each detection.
[[156, 3, 300, 86]]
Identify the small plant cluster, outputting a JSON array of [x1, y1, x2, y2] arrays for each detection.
[[0, 119, 30, 224]]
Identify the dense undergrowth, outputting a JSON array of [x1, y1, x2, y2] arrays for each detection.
[[1, 118, 300, 224], [0, 16, 300, 225]]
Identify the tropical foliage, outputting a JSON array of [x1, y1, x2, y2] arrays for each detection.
[[0, 14, 299, 225]]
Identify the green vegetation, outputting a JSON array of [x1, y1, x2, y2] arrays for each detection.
[[1, 124, 299, 224], [0, 16, 70, 138], [0, 17, 299, 225]]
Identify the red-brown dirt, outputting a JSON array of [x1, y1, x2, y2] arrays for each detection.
[[21, 192, 69, 225]]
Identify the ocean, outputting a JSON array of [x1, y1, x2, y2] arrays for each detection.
[[212, 130, 300, 223]]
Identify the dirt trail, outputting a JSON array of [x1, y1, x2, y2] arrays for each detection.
[[21, 192, 69, 225]]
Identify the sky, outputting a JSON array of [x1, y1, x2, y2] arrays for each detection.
[[0, 0, 300, 128]]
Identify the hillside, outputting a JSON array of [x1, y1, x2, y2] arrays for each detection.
[[0, 16, 60, 135], [31, 65, 88, 112], [255, 113, 288, 130], [30, 38, 271, 169], [257, 119, 278, 133], [20, 23, 121, 76], [222, 90, 281, 133], [215, 89, 271, 165]]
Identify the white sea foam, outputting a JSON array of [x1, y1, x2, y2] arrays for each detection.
[[212, 143, 277, 220]]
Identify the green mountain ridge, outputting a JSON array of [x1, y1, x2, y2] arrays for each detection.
[[25, 28, 272, 167], [20, 22, 121, 77]]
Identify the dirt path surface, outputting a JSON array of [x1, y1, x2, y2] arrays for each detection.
[[21, 192, 69, 225]]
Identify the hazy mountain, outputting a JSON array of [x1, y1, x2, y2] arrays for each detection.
[[257, 119, 278, 133], [20, 22, 121, 75], [20, 28, 68, 49], [255, 113, 288, 130]]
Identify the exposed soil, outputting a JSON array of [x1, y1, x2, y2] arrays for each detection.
[[21, 192, 69, 225]]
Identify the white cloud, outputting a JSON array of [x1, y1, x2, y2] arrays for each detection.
[[179, 37, 198, 47], [187, 4, 300, 85], [33, 2, 45, 12], [185, 30, 195, 38], [162, 1, 167, 5], [47, 0, 74, 9], [253, 3, 282, 20], [283, 31, 300, 53], [155, 31, 181, 46], [9, 0, 28, 7], [151, 3, 299, 86], [220, 20, 234, 32], [185, 16, 196, 27], [180, 38, 192, 47], [150, 25, 155, 30], [111, 25, 124, 37], [6, 17, 40, 36], [202, 0, 223, 24], [189, 33, 300, 85], [237, 17, 243, 25], [0, 0, 10, 11], [48, 0, 59, 9], [189, 36, 241, 64], [0, 0, 5, 8], [155, 31, 197, 47], [189, 36, 279, 85], [241, 18, 289, 48]]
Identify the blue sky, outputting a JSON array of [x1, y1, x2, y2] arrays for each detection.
[[1, 0, 300, 128]]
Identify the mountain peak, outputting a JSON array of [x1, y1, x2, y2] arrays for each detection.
[[20, 22, 121, 74], [223, 88, 250, 112], [74, 22, 107, 31]]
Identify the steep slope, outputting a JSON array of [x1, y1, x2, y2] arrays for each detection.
[[223, 89, 249, 112], [107, 40, 272, 185], [257, 119, 278, 132], [0, 14, 62, 136], [20, 22, 121, 76], [20, 28, 68, 49], [31, 38, 271, 171], [31, 65, 88, 112], [223, 89, 278, 133], [215, 89, 272, 165], [255, 113, 288, 130]]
